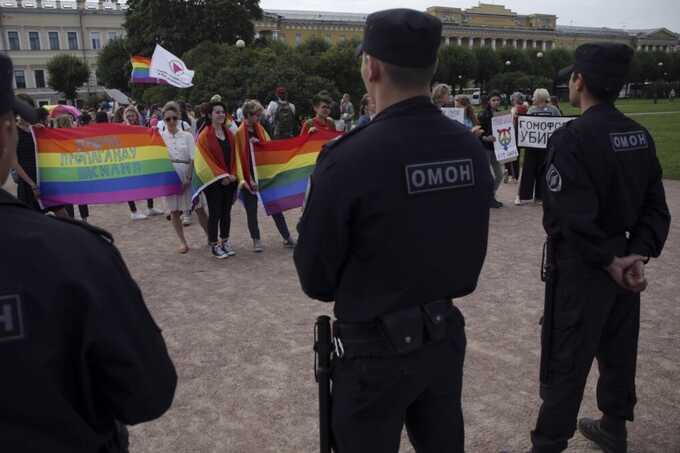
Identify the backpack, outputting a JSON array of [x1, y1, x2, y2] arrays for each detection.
[[273, 101, 295, 138]]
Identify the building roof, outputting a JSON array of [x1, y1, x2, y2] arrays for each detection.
[[265, 9, 368, 23], [556, 25, 630, 38]]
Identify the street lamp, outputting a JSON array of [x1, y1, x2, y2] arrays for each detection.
[[235, 39, 246, 49], [457, 74, 463, 93], [505, 60, 511, 66], [536, 51, 544, 59]]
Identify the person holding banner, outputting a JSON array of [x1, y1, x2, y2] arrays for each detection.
[[235, 100, 296, 252], [454, 95, 483, 137], [506, 92, 527, 183], [161, 102, 208, 254], [300, 93, 337, 135], [516, 88, 561, 206], [56, 115, 90, 222], [478, 91, 504, 208]]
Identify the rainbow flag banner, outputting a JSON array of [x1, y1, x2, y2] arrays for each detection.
[[253, 130, 343, 215], [130, 56, 167, 85], [34, 124, 182, 207]]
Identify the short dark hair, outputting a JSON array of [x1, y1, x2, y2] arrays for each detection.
[[488, 90, 502, 100], [36, 107, 49, 123], [381, 61, 437, 90], [574, 72, 619, 104], [210, 101, 227, 113], [312, 93, 333, 107]]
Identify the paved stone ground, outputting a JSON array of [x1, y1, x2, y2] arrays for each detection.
[[6, 179, 679, 452]]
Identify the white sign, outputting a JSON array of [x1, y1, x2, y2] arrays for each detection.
[[441, 107, 465, 124], [516, 116, 578, 149], [149, 44, 195, 88], [491, 114, 518, 163]]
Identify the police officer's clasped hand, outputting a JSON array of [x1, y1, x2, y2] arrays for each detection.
[[606, 255, 648, 293]]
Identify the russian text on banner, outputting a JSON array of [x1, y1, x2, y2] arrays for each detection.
[[149, 44, 195, 88], [252, 130, 343, 215], [130, 56, 168, 85], [516, 115, 578, 149], [491, 114, 518, 163], [35, 124, 182, 207]]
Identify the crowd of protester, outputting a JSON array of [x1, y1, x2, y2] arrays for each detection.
[[11, 83, 562, 257]]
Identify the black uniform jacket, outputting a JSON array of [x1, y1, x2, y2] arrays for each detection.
[[542, 103, 670, 267], [0, 189, 177, 452], [294, 96, 493, 322]]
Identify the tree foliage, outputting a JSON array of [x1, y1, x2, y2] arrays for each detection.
[[124, 0, 262, 56], [434, 46, 476, 90], [96, 37, 132, 92], [46, 54, 90, 102], [473, 47, 501, 91]]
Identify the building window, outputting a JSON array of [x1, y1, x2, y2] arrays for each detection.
[[295, 33, 302, 46], [8, 31, 20, 50], [90, 32, 101, 50], [108, 31, 118, 42], [35, 69, 46, 88], [28, 31, 40, 50], [67, 32, 79, 50], [324, 34, 332, 43], [48, 31, 60, 50], [15, 70, 26, 89]]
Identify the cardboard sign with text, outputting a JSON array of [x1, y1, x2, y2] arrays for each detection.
[[517, 115, 578, 149], [491, 114, 518, 163]]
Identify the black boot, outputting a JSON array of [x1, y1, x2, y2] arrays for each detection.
[[578, 417, 627, 453]]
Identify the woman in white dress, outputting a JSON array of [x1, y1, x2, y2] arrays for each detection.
[[161, 101, 208, 253]]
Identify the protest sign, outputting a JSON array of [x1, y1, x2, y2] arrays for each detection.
[[441, 107, 465, 124], [517, 115, 578, 149], [491, 114, 518, 163]]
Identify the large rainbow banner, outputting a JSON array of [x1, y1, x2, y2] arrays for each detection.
[[130, 56, 167, 85], [35, 124, 182, 207], [253, 130, 343, 215]]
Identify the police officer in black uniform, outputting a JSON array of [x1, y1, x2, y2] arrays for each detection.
[[0, 54, 178, 452], [529, 44, 671, 453], [294, 9, 492, 453]]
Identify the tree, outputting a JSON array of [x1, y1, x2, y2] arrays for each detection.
[[473, 47, 500, 93], [47, 54, 90, 103], [434, 46, 476, 91], [488, 71, 531, 94], [496, 48, 530, 74], [317, 39, 363, 103], [545, 48, 573, 79], [124, 0, 262, 57], [96, 37, 132, 92]]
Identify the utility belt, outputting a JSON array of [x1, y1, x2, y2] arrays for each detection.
[[542, 234, 629, 280], [332, 299, 460, 359]]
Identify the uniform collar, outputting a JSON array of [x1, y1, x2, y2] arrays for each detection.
[[582, 102, 617, 117], [0, 188, 28, 208], [372, 96, 436, 123]]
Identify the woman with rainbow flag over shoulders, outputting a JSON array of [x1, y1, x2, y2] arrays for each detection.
[[235, 100, 296, 252], [299, 92, 338, 136], [194, 101, 239, 259]]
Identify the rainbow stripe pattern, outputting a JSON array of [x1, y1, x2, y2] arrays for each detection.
[[130, 56, 167, 85], [190, 138, 229, 203], [253, 130, 343, 215], [35, 124, 182, 207]]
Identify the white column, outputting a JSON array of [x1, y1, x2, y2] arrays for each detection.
[[513, 39, 518, 48], [533, 40, 538, 49], [457, 36, 462, 46], [523, 40, 528, 49], [445, 36, 451, 46], [491, 38, 496, 50], [542, 41, 547, 51], [469, 37, 474, 49]]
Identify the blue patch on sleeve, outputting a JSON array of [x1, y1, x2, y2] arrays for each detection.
[[0, 294, 25, 343], [609, 131, 649, 152], [405, 159, 475, 194]]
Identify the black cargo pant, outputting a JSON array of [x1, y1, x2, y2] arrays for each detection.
[[331, 307, 467, 453], [531, 258, 640, 453], [241, 189, 291, 241]]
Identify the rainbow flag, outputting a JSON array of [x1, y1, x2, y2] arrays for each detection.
[[34, 124, 182, 207], [190, 135, 230, 203], [130, 56, 167, 85], [253, 130, 343, 215]]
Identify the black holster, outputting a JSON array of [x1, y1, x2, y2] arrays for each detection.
[[314, 316, 333, 453], [539, 238, 557, 383]]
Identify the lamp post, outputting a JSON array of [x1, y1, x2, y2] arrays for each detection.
[[236, 39, 248, 102], [457, 74, 463, 94], [655, 61, 664, 103]]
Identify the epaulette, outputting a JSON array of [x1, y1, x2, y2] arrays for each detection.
[[52, 216, 114, 244], [324, 121, 371, 152]]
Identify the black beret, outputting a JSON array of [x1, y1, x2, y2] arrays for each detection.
[[0, 54, 37, 123], [357, 9, 442, 68], [558, 43, 634, 91]]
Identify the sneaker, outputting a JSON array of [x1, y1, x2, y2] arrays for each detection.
[[147, 207, 165, 216], [514, 197, 532, 206], [253, 239, 263, 253], [578, 418, 627, 453], [211, 244, 228, 259], [490, 199, 503, 209], [221, 241, 236, 256], [283, 237, 297, 248], [130, 211, 148, 221], [182, 214, 193, 226]]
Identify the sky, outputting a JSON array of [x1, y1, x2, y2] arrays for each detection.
[[259, 0, 680, 32]]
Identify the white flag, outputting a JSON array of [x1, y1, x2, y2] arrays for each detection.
[[149, 44, 195, 88]]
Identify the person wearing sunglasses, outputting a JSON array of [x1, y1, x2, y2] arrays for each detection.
[[161, 101, 208, 254], [300, 92, 338, 135]]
